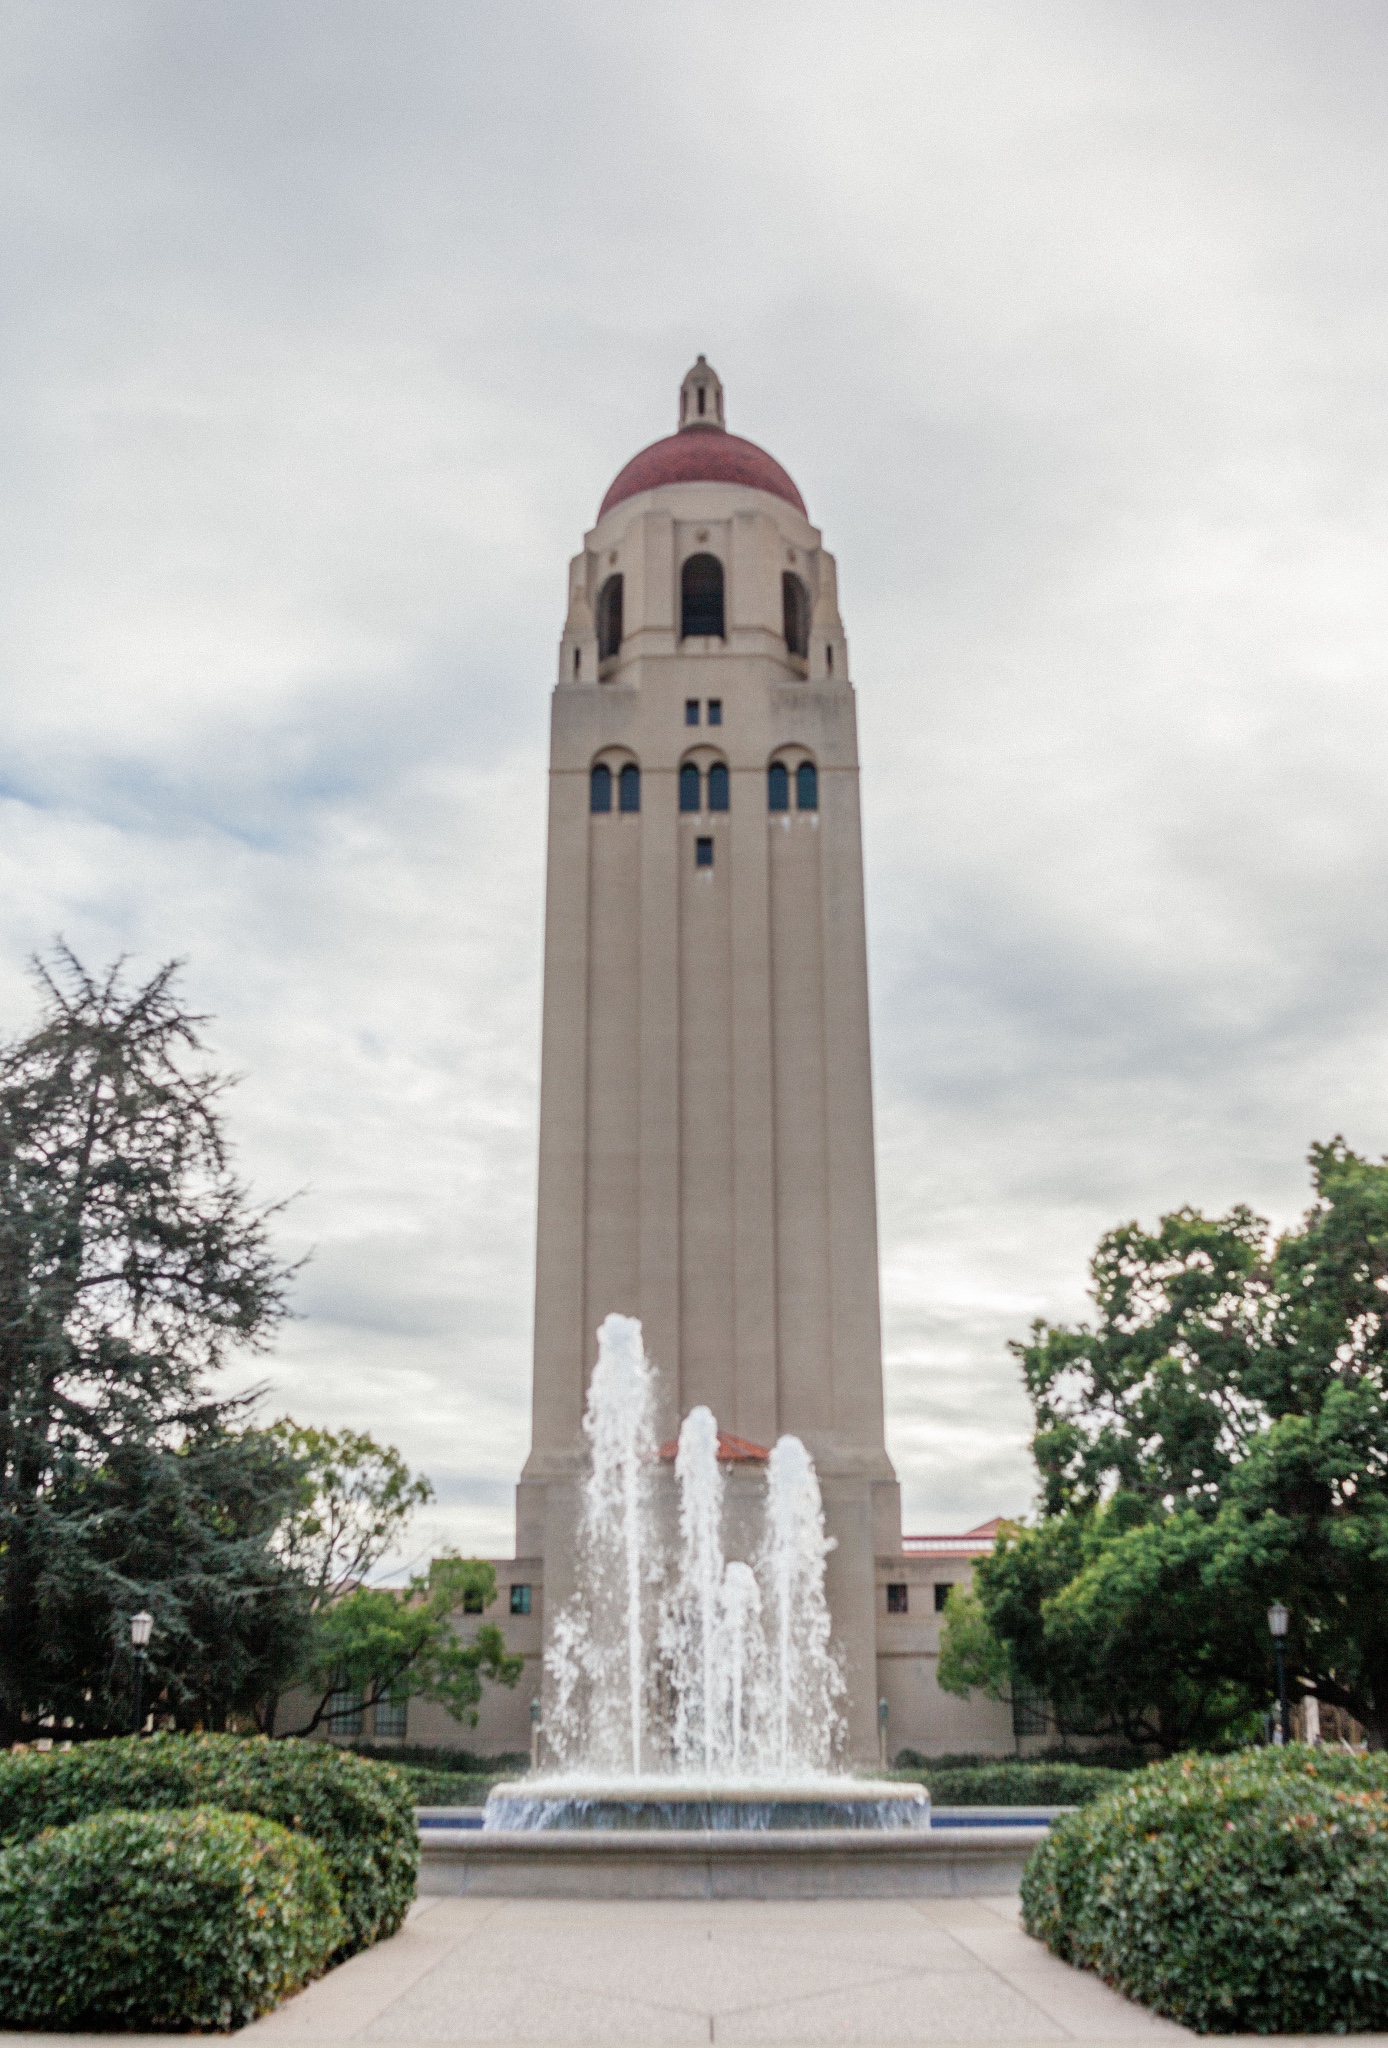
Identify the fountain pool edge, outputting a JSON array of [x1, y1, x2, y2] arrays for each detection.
[[417, 1823, 1047, 1899]]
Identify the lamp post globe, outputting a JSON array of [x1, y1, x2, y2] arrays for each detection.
[[1267, 1602, 1291, 1746], [129, 1611, 154, 1736]]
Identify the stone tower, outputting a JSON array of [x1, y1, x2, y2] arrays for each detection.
[[517, 359, 900, 1759]]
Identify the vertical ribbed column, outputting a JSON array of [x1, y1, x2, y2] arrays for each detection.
[[639, 764, 681, 1438], [768, 807, 833, 1436], [728, 768, 779, 1449], [678, 810, 735, 1424], [583, 802, 641, 1346]]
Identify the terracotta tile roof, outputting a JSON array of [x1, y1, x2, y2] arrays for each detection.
[[599, 430, 806, 520], [657, 1429, 772, 1464]]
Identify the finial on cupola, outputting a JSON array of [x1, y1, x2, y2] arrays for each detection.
[[678, 355, 725, 433]]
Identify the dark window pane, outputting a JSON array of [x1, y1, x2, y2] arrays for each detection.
[[679, 763, 701, 813], [782, 572, 809, 657], [510, 1584, 532, 1616], [685, 699, 699, 726], [708, 763, 729, 812], [463, 1588, 485, 1614], [373, 1696, 407, 1738], [695, 836, 714, 868], [933, 1583, 953, 1614], [708, 699, 722, 726], [681, 553, 725, 639], [768, 762, 789, 812], [590, 763, 612, 813], [619, 763, 641, 813], [887, 1583, 908, 1615], [597, 574, 623, 660], [796, 761, 818, 811], [598, 579, 621, 661]]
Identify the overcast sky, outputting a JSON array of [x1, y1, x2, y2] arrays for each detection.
[[3, 2, 1387, 1568]]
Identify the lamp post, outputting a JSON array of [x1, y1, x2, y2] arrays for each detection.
[[1267, 1602, 1291, 1747], [130, 1611, 154, 1737]]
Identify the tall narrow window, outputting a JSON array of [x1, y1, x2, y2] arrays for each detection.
[[782, 573, 809, 657], [685, 699, 699, 726], [590, 763, 612, 813], [597, 574, 623, 660], [695, 836, 713, 868], [573, 646, 581, 679], [373, 1695, 408, 1739], [708, 762, 729, 812], [825, 643, 834, 674], [708, 699, 722, 725], [768, 761, 789, 812], [679, 763, 701, 813], [796, 761, 818, 811], [681, 554, 725, 639], [618, 763, 641, 813]]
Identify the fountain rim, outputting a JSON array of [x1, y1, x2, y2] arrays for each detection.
[[486, 1775, 925, 1804]]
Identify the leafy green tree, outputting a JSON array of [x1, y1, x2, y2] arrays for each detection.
[[284, 1556, 524, 1737], [0, 950, 303, 1738], [269, 1421, 434, 1609], [942, 1141, 1388, 1748]]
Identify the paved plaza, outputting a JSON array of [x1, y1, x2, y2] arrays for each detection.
[[255, 1893, 1184, 2045]]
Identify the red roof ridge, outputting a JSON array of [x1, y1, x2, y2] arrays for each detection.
[[657, 1429, 772, 1464]]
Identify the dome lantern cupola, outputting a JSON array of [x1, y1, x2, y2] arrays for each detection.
[[678, 354, 725, 432]]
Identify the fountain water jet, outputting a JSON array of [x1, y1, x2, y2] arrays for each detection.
[[487, 1315, 926, 1832]]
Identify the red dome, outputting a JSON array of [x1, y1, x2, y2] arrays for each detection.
[[598, 430, 806, 520]]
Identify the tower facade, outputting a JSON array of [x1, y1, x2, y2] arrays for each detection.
[[518, 360, 901, 1758]]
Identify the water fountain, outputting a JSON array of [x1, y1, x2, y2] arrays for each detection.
[[484, 1314, 927, 1834]]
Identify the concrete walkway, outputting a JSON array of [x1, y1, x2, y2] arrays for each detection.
[[243, 1893, 1191, 2044]]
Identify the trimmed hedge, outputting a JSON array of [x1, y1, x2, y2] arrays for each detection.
[[0, 1734, 416, 1955], [893, 1761, 1134, 1807], [397, 1768, 508, 1805], [1021, 1746, 1388, 2034], [0, 1807, 342, 2031]]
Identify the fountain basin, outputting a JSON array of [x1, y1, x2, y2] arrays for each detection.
[[483, 1776, 929, 1832]]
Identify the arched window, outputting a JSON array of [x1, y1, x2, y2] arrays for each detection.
[[590, 763, 612, 813], [597, 575, 623, 660], [679, 762, 701, 813], [782, 572, 809, 658], [796, 761, 818, 812], [618, 763, 641, 814], [681, 554, 725, 640], [768, 761, 789, 813], [708, 762, 729, 812]]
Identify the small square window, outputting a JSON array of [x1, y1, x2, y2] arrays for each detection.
[[695, 837, 714, 869], [462, 1588, 485, 1614], [373, 1695, 407, 1739], [934, 1581, 954, 1613], [708, 699, 723, 726], [685, 700, 700, 726], [510, 1584, 532, 1616], [886, 1583, 908, 1615]]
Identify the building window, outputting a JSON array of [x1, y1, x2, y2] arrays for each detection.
[[685, 699, 699, 726], [373, 1695, 408, 1739], [573, 647, 581, 680], [695, 837, 713, 869], [462, 1586, 486, 1615], [681, 553, 725, 639], [326, 1675, 363, 1735], [590, 763, 612, 814], [782, 572, 809, 657], [619, 763, 641, 813], [826, 643, 834, 675], [886, 1583, 908, 1615], [597, 574, 623, 660], [707, 763, 729, 812], [708, 699, 722, 726], [510, 1584, 532, 1616], [768, 762, 789, 812], [680, 763, 701, 813], [796, 761, 818, 811], [1012, 1684, 1049, 1739], [934, 1582, 954, 1614]]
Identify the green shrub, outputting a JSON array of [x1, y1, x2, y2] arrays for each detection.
[[1021, 1747, 1388, 2033], [893, 1761, 1134, 1806], [397, 1769, 508, 1805], [0, 1734, 416, 1955], [0, 1806, 342, 2031], [347, 1740, 527, 1774]]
